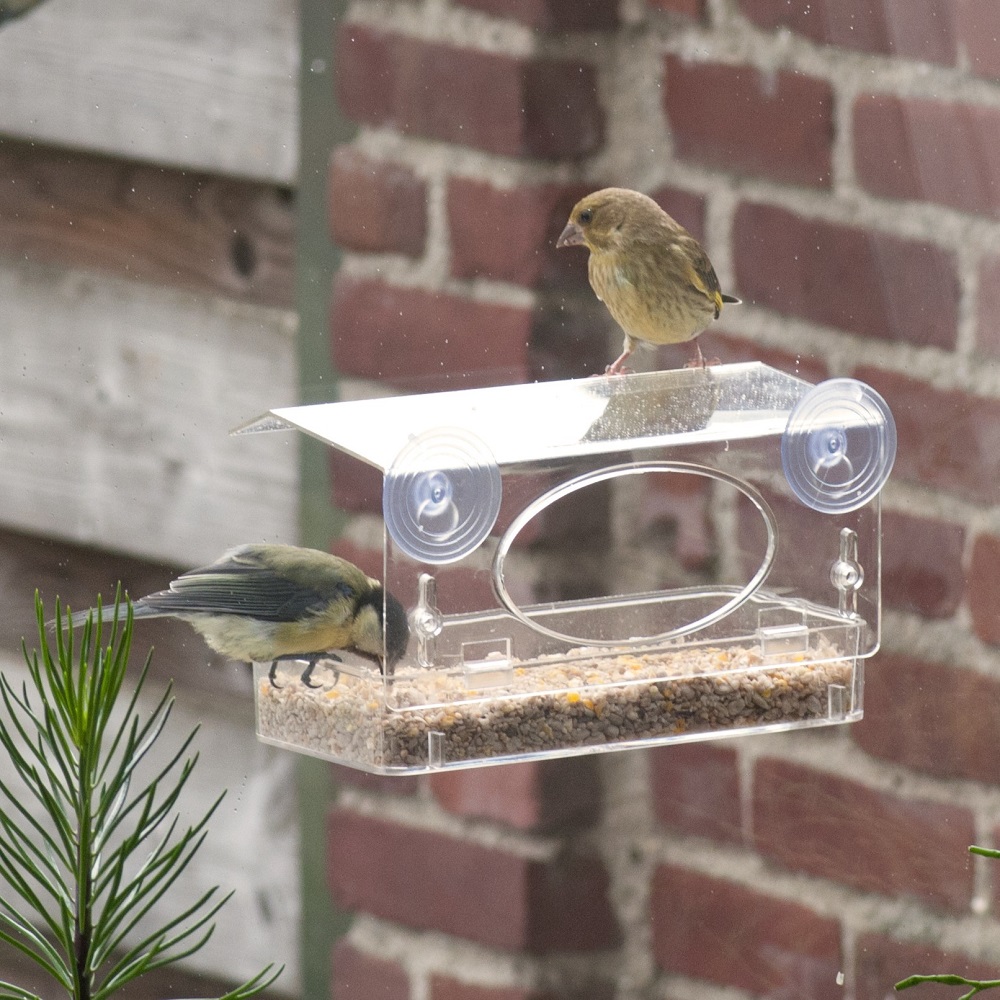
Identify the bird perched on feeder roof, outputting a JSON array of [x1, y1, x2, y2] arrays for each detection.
[[65, 543, 410, 688], [556, 187, 740, 375]]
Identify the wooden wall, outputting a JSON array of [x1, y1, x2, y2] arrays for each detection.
[[0, 0, 300, 993]]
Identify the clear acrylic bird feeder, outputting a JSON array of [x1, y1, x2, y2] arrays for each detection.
[[235, 362, 895, 774]]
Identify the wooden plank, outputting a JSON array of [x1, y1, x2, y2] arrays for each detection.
[[0, 138, 295, 308], [0, 0, 297, 184], [0, 260, 299, 569], [0, 526, 254, 698]]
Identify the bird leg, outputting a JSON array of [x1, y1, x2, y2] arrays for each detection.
[[604, 347, 634, 376], [268, 652, 342, 689], [299, 654, 342, 689], [684, 341, 720, 369]]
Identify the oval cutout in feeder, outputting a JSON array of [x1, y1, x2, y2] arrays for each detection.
[[492, 461, 778, 647], [242, 363, 890, 774]]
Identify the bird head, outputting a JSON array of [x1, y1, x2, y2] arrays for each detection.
[[382, 590, 411, 670], [557, 187, 669, 254], [351, 585, 410, 674]]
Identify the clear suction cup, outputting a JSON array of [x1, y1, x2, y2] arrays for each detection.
[[781, 378, 896, 514], [383, 428, 502, 564]]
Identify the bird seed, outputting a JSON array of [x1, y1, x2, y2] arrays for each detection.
[[256, 639, 854, 771]]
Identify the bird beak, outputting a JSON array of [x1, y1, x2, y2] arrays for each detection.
[[556, 221, 585, 248]]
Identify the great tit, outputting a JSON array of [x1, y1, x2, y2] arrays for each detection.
[[67, 543, 410, 687]]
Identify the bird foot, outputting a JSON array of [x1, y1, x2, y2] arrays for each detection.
[[684, 355, 720, 369], [684, 343, 720, 369], [268, 653, 343, 689]]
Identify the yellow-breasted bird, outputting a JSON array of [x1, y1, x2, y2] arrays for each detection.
[[66, 543, 410, 687], [556, 187, 740, 374]]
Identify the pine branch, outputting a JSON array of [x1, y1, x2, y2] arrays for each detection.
[[0, 591, 281, 1000]]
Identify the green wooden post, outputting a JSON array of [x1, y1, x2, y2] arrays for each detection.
[[296, 0, 355, 995]]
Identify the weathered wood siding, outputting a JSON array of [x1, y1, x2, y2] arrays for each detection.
[[0, 0, 297, 184], [2, 262, 298, 567], [0, 0, 301, 992]]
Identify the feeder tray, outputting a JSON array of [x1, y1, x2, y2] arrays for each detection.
[[235, 363, 895, 774]]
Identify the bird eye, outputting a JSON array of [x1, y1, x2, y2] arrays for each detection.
[[578, 209, 593, 224]]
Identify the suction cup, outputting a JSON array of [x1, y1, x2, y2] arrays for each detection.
[[781, 378, 896, 514], [383, 428, 502, 565]]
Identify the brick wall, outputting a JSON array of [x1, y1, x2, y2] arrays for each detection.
[[323, 1, 1000, 999]]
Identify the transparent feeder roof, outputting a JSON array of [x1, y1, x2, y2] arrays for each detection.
[[235, 362, 813, 469]]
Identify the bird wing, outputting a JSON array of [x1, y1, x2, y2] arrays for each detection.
[[140, 550, 356, 623], [677, 237, 725, 316]]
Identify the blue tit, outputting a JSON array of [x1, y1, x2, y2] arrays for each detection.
[[68, 543, 410, 687]]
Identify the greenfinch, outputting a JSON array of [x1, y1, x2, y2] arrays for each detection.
[[556, 187, 740, 374], [67, 543, 410, 687]]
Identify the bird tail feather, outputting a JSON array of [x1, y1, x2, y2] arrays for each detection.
[[721, 293, 741, 304], [51, 601, 161, 631]]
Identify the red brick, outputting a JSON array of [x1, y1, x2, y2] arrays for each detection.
[[739, 0, 956, 64], [651, 865, 841, 998], [970, 533, 1000, 646], [388, 563, 499, 617], [734, 203, 959, 349], [329, 538, 383, 582], [881, 511, 965, 618], [334, 536, 524, 648], [330, 454, 567, 553], [327, 808, 620, 951], [649, 744, 741, 842], [429, 758, 601, 832], [332, 450, 576, 547], [329, 148, 427, 257], [648, 185, 706, 242], [753, 758, 975, 911], [430, 980, 537, 1000], [853, 366, 1000, 504], [976, 252, 1000, 358], [331, 763, 422, 796], [332, 941, 410, 1000], [648, 0, 705, 18], [958, 0, 1000, 79], [523, 470, 616, 606], [518, 465, 610, 546], [636, 467, 715, 575], [990, 829, 1000, 909], [447, 179, 591, 289], [330, 449, 383, 516], [513, 295, 611, 381], [854, 93, 1000, 217], [853, 651, 1000, 784], [856, 933, 998, 1000], [665, 58, 833, 188], [335, 24, 395, 125], [430, 980, 611, 1000], [656, 330, 829, 381], [453, 0, 619, 29], [336, 24, 603, 160], [737, 487, 857, 606], [330, 275, 534, 390]]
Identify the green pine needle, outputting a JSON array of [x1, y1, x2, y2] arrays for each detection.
[[0, 590, 282, 1000]]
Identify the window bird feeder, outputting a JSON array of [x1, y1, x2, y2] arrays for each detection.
[[235, 363, 895, 774]]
